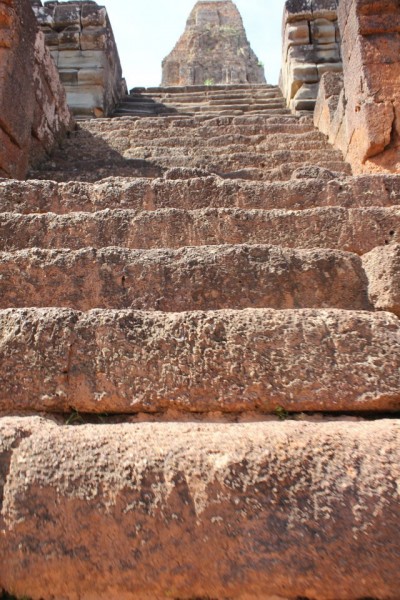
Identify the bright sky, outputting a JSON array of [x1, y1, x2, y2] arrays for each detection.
[[104, 0, 287, 90]]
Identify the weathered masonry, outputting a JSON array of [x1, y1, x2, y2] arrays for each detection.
[[31, 0, 126, 117]]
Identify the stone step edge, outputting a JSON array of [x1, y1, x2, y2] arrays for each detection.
[[1, 417, 399, 600], [0, 244, 372, 312], [0, 308, 399, 414], [1, 207, 398, 256], [3, 175, 400, 215]]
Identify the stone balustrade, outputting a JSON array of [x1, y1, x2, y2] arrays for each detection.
[[280, 0, 342, 112]]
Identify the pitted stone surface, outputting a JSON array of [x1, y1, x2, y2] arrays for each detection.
[[0, 417, 399, 599], [0, 245, 371, 311], [0, 207, 398, 254], [0, 308, 399, 414], [3, 174, 400, 214]]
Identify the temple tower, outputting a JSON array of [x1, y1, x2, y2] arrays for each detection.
[[162, 0, 266, 86]]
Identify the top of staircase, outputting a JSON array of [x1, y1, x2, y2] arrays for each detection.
[[111, 84, 287, 119]]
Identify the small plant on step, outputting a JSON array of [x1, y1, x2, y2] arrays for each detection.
[[65, 409, 85, 426], [274, 405, 289, 421], [204, 78, 215, 86]]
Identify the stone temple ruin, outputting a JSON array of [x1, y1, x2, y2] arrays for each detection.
[[0, 0, 399, 599], [161, 0, 266, 86]]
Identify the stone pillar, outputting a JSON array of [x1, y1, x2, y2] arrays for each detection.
[[32, 1, 127, 118], [280, 0, 342, 111]]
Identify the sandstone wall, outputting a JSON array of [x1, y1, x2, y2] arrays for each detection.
[[162, 0, 266, 86], [0, 0, 73, 179], [32, 0, 127, 118], [314, 0, 400, 173], [280, 0, 342, 111]]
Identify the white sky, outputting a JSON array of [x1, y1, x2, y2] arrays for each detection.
[[104, 0, 287, 89]]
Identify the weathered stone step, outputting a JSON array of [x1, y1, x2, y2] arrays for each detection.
[[0, 207, 398, 254], [1, 417, 399, 600], [28, 160, 350, 183], [120, 105, 292, 117], [112, 108, 176, 118], [168, 98, 286, 109], [80, 115, 316, 137], [116, 101, 173, 112], [113, 132, 330, 150], [152, 90, 283, 103], [3, 175, 400, 215], [134, 83, 279, 94], [0, 246, 371, 311], [124, 149, 346, 167], [0, 308, 399, 413]]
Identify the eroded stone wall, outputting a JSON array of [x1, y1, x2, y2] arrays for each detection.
[[0, 0, 73, 179], [162, 0, 266, 86], [32, 0, 127, 117], [315, 0, 400, 173], [281, 0, 342, 111]]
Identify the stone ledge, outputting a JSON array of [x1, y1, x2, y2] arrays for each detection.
[[0, 308, 399, 413], [0, 417, 399, 599]]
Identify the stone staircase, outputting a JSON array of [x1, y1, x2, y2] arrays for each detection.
[[112, 84, 289, 118], [30, 86, 350, 183], [1, 84, 399, 599]]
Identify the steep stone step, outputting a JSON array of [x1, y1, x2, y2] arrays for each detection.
[[139, 83, 277, 93], [152, 90, 284, 103], [69, 115, 318, 138], [122, 149, 347, 169], [0, 308, 399, 414], [28, 164, 351, 183], [3, 175, 400, 215], [1, 207, 398, 254], [113, 85, 288, 118], [30, 157, 350, 183], [113, 133, 331, 150], [1, 417, 399, 600], [0, 246, 371, 311]]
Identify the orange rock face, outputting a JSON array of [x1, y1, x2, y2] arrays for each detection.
[[162, 1, 265, 86], [314, 0, 400, 174], [0, 0, 73, 178]]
